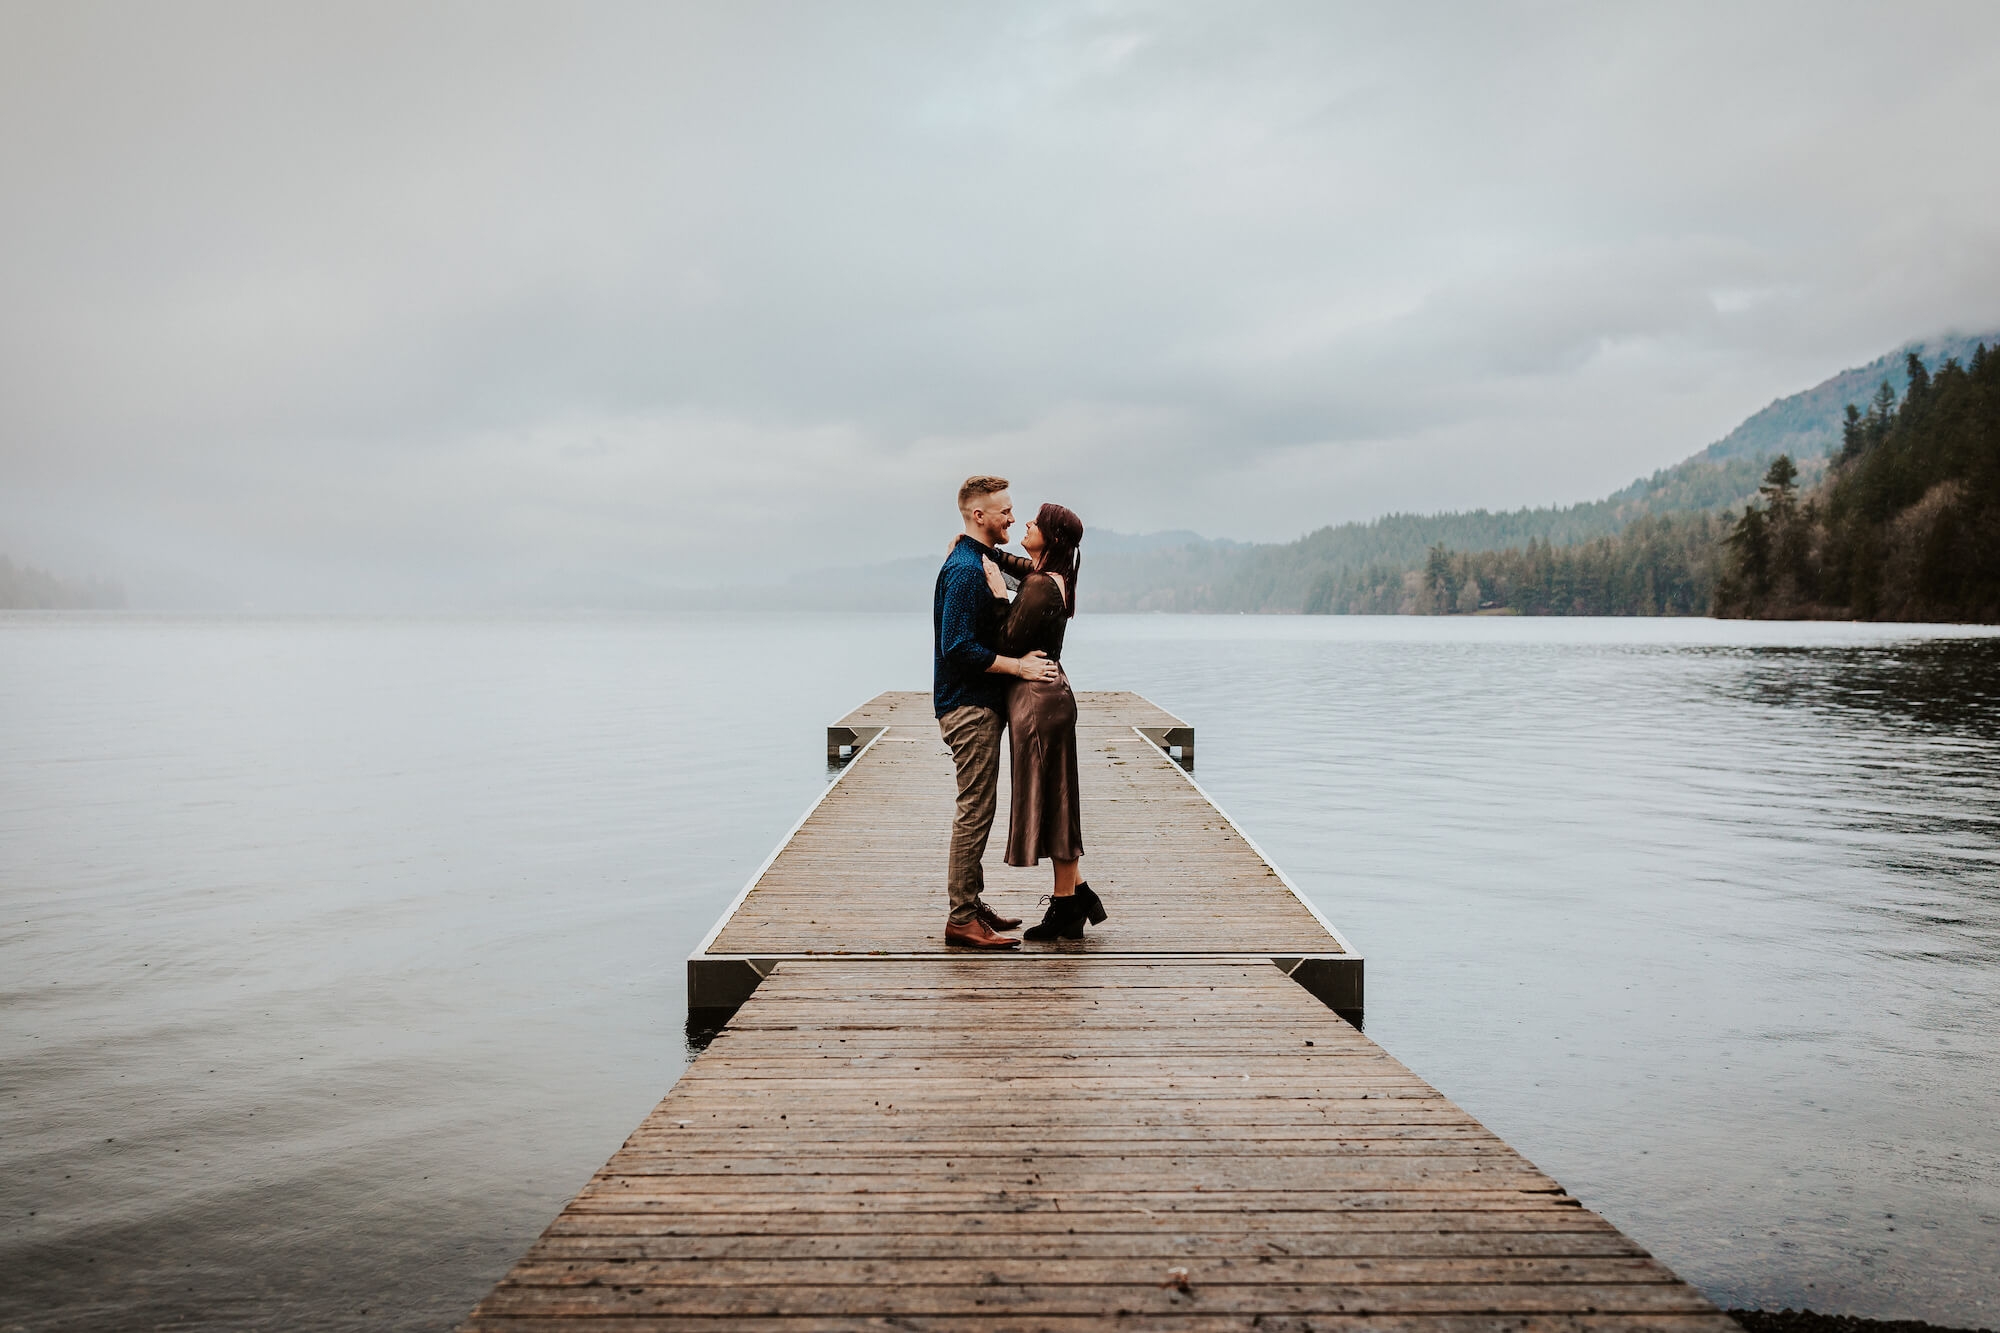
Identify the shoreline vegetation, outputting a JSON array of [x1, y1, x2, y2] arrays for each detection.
[[0, 554, 124, 610], [1730, 1311, 1994, 1333]]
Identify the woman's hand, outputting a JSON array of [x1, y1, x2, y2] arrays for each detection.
[[982, 555, 1009, 598]]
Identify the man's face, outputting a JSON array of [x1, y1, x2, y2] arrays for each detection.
[[969, 490, 1014, 546]]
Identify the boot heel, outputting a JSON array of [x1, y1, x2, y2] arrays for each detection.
[[1077, 883, 1108, 925], [1025, 893, 1090, 942]]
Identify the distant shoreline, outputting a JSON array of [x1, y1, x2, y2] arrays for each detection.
[[1730, 1309, 1993, 1333]]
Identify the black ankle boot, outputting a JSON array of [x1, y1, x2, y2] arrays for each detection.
[[1075, 882, 1108, 925], [1023, 893, 1088, 941]]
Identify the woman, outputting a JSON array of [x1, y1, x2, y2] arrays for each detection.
[[982, 502, 1105, 941]]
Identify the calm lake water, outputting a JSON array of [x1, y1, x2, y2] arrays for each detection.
[[3, 612, 1998, 1330]]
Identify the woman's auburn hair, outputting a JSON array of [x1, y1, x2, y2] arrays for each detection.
[[1033, 502, 1083, 618]]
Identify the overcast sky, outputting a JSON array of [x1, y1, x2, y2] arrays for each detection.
[[5, 1, 1999, 605]]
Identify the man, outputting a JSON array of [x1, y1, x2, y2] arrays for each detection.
[[934, 475, 1058, 949]]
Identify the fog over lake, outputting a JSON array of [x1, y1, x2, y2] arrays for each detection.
[[3, 613, 1997, 1330]]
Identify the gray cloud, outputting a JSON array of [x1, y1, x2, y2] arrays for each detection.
[[4, 1, 1999, 605]]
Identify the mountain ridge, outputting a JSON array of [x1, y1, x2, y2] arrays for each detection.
[[1075, 326, 1999, 611], [1698, 330, 1998, 463]]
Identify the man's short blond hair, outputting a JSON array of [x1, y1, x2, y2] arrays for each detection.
[[957, 475, 1010, 512]]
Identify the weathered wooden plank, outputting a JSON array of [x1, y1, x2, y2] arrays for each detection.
[[622, 1122, 1504, 1141], [471, 1279, 1722, 1318], [528, 1231, 1650, 1261], [559, 1192, 1591, 1217], [540, 1209, 1629, 1238], [466, 1317, 1739, 1333], [624, 1103, 1492, 1120], [602, 1131, 1543, 1157], [576, 1174, 1566, 1199], [497, 1255, 1686, 1287]]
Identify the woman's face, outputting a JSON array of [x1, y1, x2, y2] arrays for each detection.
[[1022, 519, 1044, 555]]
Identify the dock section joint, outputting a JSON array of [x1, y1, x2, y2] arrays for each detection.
[[1136, 724, 1194, 769], [1272, 955, 1365, 1028], [827, 724, 888, 764]]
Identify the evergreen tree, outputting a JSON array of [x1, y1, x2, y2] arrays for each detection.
[[1424, 543, 1453, 614], [1303, 571, 1335, 615], [1903, 351, 1932, 417], [1722, 505, 1771, 607], [1759, 454, 1799, 510], [1867, 379, 1899, 442]]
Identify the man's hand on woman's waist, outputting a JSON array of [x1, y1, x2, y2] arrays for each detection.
[[990, 650, 1057, 682]]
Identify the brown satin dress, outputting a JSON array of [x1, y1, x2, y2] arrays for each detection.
[[996, 571, 1083, 866]]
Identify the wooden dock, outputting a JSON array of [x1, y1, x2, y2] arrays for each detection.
[[690, 691, 1359, 1025], [463, 691, 1733, 1331]]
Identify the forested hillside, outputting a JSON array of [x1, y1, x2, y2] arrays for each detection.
[[1086, 456, 1777, 611], [1304, 514, 1730, 617], [1717, 347, 2000, 621], [1088, 330, 1996, 618], [1698, 331, 1995, 463]]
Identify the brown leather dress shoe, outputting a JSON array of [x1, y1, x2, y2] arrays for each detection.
[[944, 917, 1021, 949], [975, 901, 1023, 931]]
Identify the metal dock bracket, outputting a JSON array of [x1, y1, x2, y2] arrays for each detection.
[[1136, 723, 1194, 769], [826, 724, 887, 763]]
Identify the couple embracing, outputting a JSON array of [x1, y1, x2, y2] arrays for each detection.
[[932, 475, 1106, 949]]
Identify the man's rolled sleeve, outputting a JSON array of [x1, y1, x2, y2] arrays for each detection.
[[939, 565, 998, 675]]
